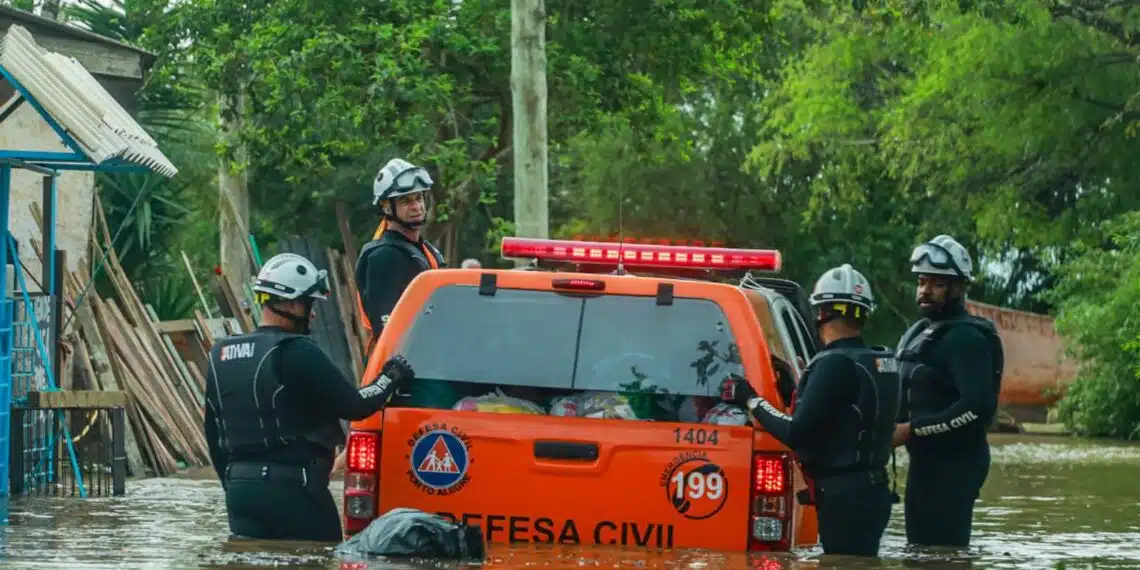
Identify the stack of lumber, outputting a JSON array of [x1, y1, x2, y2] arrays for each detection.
[[325, 247, 368, 379], [29, 197, 241, 478]]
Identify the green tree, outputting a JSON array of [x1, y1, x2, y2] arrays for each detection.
[[169, 0, 798, 264], [750, 0, 1140, 309], [65, 0, 220, 319], [1048, 212, 1140, 438]]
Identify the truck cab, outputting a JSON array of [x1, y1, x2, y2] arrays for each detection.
[[341, 237, 820, 552]]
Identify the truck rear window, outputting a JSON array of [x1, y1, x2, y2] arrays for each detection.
[[397, 284, 744, 398]]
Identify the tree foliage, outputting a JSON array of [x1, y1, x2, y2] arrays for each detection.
[[47, 0, 1140, 433], [1048, 212, 1140, 438]]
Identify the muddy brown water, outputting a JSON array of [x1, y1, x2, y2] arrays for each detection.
[[0, 434, 1136, 570]]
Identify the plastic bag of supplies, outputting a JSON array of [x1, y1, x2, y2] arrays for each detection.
[[451, 387, 546, 415]]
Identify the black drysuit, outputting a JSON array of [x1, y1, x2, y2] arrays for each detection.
[[204, 326, 407, 541], [896, 303, 1000, 548], [748, 336, 901, 556]]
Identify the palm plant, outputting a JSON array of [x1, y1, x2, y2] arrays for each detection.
[[62, 0, 218, 320]]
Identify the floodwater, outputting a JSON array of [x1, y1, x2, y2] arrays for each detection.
[[0, 434, 1137, 570]]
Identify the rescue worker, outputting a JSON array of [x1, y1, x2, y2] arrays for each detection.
[[354, 157, 446, 355], [722, 264, 900, 557], [893, 235, 1002, 549], [204, 253, 417, 542]]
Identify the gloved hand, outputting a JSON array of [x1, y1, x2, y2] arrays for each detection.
[[360, 355, 416, 400], [381, 354, 416, 386], [719, 373, 759, 412]]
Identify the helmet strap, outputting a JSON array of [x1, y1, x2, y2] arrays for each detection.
[[385, 210, 426, 230], [816, 303, 865, 329], [266, 299, 314, 334]]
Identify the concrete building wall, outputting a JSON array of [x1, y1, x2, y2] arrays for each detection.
[[966, 299, 1080, 408], [0, 101, 95, 293]]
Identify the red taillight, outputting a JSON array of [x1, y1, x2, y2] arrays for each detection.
[[347, 432, 378, 472], [343, 431, 381, 535], [501, 237, 783, 273], [748, 452, 792, 551], [551, 277, 606, 291], [754, 456, 786, 494]]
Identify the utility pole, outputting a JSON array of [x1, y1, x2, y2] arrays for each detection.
[[511, 0, 549, 250], [218, 91, 252, 286]]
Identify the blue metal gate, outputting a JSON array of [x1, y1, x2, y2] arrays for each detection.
[[0, 25, 179, 501]]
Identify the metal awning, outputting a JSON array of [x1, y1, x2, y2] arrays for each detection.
[[0, 24, 177, 177]]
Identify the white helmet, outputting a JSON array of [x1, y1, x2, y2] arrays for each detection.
[[372, 158, 433, 206], [253, 253, 330, 302], [810, 263, 875, 312], [910, 235, 974, 282]]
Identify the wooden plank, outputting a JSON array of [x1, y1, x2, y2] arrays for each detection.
[[88, 291, 161, 477], [97, 297, 200, 465], [147, 305, 204, 406], [214, 273, 254, 333], [181, 250, 214, 318], [67, 269, 147, 477], [327, 249, 363, 380], [210, 276, 236, 319], [24, 389, 128, 409], [156, 319, 198, 334], [335, 200, 360, 263], [224, 274, 255, 332], [125, 398, 161, 476], [339, 253, 368, 355], [6, 31, 144, 79], [92, 198, 205, 416], [106, 300, 209, 462], [224, 318, 243, 336], [276, 238, 354, 377], [166, 329, 208, 392]]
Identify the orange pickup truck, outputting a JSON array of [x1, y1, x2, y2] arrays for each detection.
[[341, 237, 821, 552]]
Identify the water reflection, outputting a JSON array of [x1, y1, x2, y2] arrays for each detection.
[[0, 434, 1136, 569]]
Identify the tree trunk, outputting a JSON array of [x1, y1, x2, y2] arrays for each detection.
[[511, 0, 549, 258]]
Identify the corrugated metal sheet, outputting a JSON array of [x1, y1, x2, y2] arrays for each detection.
[[966, 300, 1079, 407], [0, 24, 177, 177]]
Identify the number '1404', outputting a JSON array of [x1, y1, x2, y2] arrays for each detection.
[[673, 427, 719, 445]]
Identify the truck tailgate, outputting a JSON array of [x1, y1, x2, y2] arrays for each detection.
[[378, 408, 754, 550]]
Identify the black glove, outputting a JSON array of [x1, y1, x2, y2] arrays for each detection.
[[380, 354, 415, 386], [719, 373, 758, 411], [360, 355, 415, 400]]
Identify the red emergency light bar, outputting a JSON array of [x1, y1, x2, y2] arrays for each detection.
[[501, 237, 783, 272], [572, 235, 728, 248]]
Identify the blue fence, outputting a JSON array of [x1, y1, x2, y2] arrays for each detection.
[[0, 293, 57, 498], [0, 298, 12, 498], [10, 295, 55, 495]]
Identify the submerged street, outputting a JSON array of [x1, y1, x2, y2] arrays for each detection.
[[0, 434, 1136, 570]]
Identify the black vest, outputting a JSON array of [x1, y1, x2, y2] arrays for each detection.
[[357, 231, 446, 280], [894, 314, 1004, 426], [354, 231, 446, 332], [797, 346, 901, 475], [207, 328, 345, 456]]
